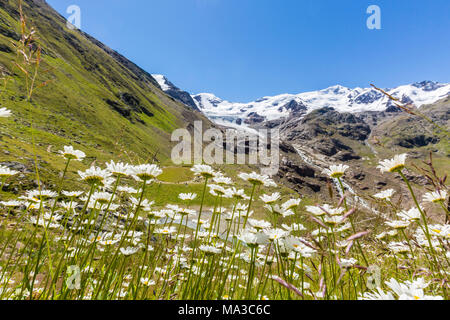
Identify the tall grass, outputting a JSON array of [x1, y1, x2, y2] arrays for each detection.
[[0, 152, 448, 300]]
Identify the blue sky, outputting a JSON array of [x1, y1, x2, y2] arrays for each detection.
[[47, 0, 450, 102]]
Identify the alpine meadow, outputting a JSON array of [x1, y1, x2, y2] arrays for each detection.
[[0, 0, 449, 302]]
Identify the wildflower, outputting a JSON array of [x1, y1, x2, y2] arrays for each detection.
[[376, 232, 389, 240], [385, 278, 443, 300], [238, 230, 268, 248], [132, 164, 162, 181], [248, 219, 271, 231], [306, 205, 326, 217], [387, 230, 398, 237], [176, 207, 196, 217], [208, 184, 231, 197], [120, 247, 139, 256], [238, 172, 277, 187], [87, 200, 118, 211], [91, 192, 114, 204], [26, 189, 57, 200], [78, 166, 112, 186], [385, 220, 410, 230], [282, 223, 306, 232], [265, 204, 294, 218], [423, 190, 447, 203], [59, 201, 78, 211], [117, 186, 138, 194], [322, 164, 349, 179], [213, 175, 232, 185], [62, 191, 84, 198], [58, 146, 86, 161], [140, 278, 155, 286], [155, 226, 177, 235], [265, 228, 289, 241], [235, 203, 249, 212], [306, 204, 344, 217], [282, 198, 301, 210], [373, 189, 395, 200], [106, 160, 131, 177], [0, 107, 12, 117], [359, 288, 395, 300], [0, 200, 23, 208], [285, 236, 316, 257], [397, 207, 422, 222], [427, 224, 450, 238], [339, 258, 358, 268], [324, 216, 344, 227], [199, 245, 222, 255], [130, 197, 154, 210], [387, 242, 410, 254], [0, 165, 18, 178], [377, 154, 407, 173], [191, 164, 216, 179], [260, 192, 280, 204], [178, 193, 197, 201], [229, 188, 249, 200], [99, 239, 120, 246]]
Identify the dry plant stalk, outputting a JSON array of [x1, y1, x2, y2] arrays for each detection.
[[370, 84, 449, 136], [11, 0, 51, 102]]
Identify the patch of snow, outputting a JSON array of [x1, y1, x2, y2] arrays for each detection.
[[151, 74, 171, 91]]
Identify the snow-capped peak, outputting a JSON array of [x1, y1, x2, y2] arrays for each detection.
[[191, 81, 450, 127], [152, 74, 171, 91], [151, 74, 199, 110]]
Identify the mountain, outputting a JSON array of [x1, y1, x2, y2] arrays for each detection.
[[145, 73, 449, 197], [0, 0, 211, 190], [152, 74, 199, 110], [191, 81, 450, 127]]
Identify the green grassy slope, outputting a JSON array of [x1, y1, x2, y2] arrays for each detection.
[[0, 0, 211, 191]]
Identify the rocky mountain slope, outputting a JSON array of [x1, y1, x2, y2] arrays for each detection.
[[152, 74, 199, 111], [156, 72, 449, 194]]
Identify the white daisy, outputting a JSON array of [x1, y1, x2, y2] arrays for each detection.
[[238, 230, 268, 248], [58, 146, 86, 161], [178, 193, 197, 201], [373, 189, 395, 200], [229, 188, 249, 200], [62, 191, 84, 198], [377, 154, 408, 173], [132, 164, 162, 181], [0, 165, 19, 177], [238, 172, 277, 187], [423, 190, 447, 203], [322, 164, 349, 179], [260, 192, 280, 204], [385, 220, 411, 229], [120, 247, 140, 256], [282, 199, 301, 210], [191, 164, 216, 179], [140, 278, 155, 286], [106, 160, 131, 177], [199, 245, 222, 255], [397, 207, 422, 222], [0, 107, 12, 117], [78, 166, 112, 186]]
